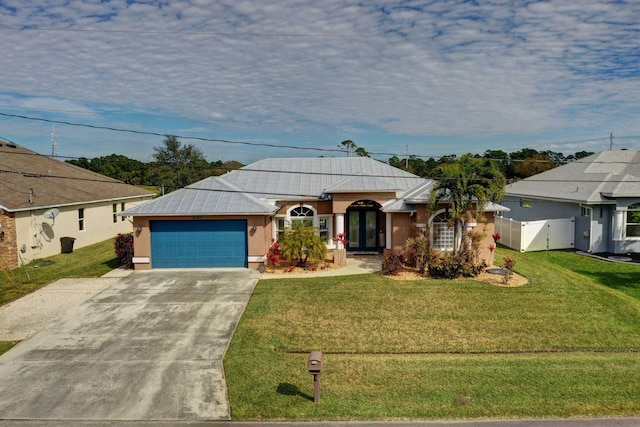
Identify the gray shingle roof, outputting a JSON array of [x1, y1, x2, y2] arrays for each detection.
[[505, 150, 640, 203], [0, 143, 153, 212]]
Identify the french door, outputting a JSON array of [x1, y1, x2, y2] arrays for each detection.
[[346, 209, 379, 251]]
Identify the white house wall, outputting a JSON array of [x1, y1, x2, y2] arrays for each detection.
[[15, 199, 148, 264]]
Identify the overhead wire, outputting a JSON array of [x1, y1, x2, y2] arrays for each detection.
[[0, 111, 612, 163]]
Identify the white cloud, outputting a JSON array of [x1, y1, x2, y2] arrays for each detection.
[[1, 0, 640, 162]]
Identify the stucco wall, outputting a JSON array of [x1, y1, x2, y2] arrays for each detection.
[[12, 197, 151, 267], [275, 200, 333, 215], [131, 215, 273, 270], [332, 192, 396, 213]]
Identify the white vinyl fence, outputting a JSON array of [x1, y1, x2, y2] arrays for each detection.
[[495, 217, 575, 252]]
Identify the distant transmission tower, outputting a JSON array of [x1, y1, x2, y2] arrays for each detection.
[[51, 126, 58, 157]]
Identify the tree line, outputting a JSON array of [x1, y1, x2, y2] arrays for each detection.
[[388, 147, 594, 180], [66, 136, 244, 192], [67, 136, 595, 191]]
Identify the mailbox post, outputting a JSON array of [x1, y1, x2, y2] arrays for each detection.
[[307, 351, 323, 403]]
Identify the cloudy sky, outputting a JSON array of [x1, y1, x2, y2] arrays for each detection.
[[1, 0, 639, 164]]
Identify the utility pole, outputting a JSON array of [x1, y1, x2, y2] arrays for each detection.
[[610, 132, 614, 150], [51, 125, 58, 157], [405, 144, 409, 169]]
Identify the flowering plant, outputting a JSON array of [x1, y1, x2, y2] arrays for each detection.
[[492, 232, 501, 242], [333, 232, 347, 247], [266, 238, 281, 267]]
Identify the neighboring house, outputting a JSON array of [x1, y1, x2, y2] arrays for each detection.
[[502, 150, 640, 254], [0, 142, 155, 270], [123, 157, 506, 270]]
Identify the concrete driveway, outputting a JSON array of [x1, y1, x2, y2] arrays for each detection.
[[0, 268, 259, 422]]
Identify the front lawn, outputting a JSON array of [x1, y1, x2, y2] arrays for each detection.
[[225, 248, 640, 420]]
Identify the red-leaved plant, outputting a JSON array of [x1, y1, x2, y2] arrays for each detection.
[[266, 238, 281, 270], [114, 233, 134, 269], [333, 232, 347, 248]]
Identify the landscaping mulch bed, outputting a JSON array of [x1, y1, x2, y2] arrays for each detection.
[[382, 266, 529, 287]]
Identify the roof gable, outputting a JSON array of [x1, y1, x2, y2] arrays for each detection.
[[224, 157, 425, 199], [505, 150, 640, 203], [0, 143, 153, 211], [122, 177, 279, 216]]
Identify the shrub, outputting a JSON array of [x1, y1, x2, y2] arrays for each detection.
[[428, 250, 485, 279], [278, 222, 326, 267], [406, 232, 432, 275], [114, 233, 134, 269], [381, 249, 405, 275], [503, 256, 516, 283], [266, 238, 281, 269]]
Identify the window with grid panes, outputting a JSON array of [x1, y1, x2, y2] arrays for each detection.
[[432, 211, 454, 251], [626, 203, 640, 238]]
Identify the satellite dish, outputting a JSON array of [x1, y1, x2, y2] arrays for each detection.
[[43, 208, 60, 220], [43, 208, 60, 225]]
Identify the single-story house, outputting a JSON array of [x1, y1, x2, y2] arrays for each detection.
[[0, 142, 155, 270], [123, 157, 506, 270], [502, 150, 640, 254]]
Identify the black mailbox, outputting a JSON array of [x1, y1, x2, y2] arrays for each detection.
[[307, 351, 323, 374]]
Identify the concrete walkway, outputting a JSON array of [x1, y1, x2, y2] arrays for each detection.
[[0, 269, 259, 422]]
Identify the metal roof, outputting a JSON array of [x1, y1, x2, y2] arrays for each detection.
[[225, 157, 425, 199], [125, 157, 426, 215], [122, 177, 279, 216], [125, 157, 514, 216]]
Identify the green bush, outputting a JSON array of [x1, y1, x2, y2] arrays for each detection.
[[278, 222, 326, 267], [406, 236, 434, 274], [428, 250, 485, 279], [381, 249, 405, 275]]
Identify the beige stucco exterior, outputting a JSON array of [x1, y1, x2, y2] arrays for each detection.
[[127, 190, 500, 271], [0, 197, 151, 270], [130, 215, 276, 270]]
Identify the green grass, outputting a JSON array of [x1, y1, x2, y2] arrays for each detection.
[[0, 238, 119, 356], [519, 249, 640, 300], [225, 247, 640, 420]]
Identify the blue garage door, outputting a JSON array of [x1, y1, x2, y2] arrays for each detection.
[[151, 220, 247, 268]]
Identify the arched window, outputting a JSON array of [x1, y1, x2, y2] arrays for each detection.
[[431, 210, 455, 251], [275, 205, 317, 241], [626, 203, 640, 238], [289, 206, 314, 225]]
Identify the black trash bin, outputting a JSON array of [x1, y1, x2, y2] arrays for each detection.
[[60, 237, 76, 254]]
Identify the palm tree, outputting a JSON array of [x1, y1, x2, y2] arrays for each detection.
[[278, 222, 326, 267], [429, 155, 506, 254]]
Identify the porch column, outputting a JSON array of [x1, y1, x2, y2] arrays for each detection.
[[335, 213, 345, 249], [613, 210, 625, 241], [385, 212, 392, 249]]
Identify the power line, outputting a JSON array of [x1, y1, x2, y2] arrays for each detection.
[[0, 111, 610, 163], [0, 111, 361, 156]]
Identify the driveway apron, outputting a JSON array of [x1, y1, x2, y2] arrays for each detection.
[[0, 269, 259, 421]]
